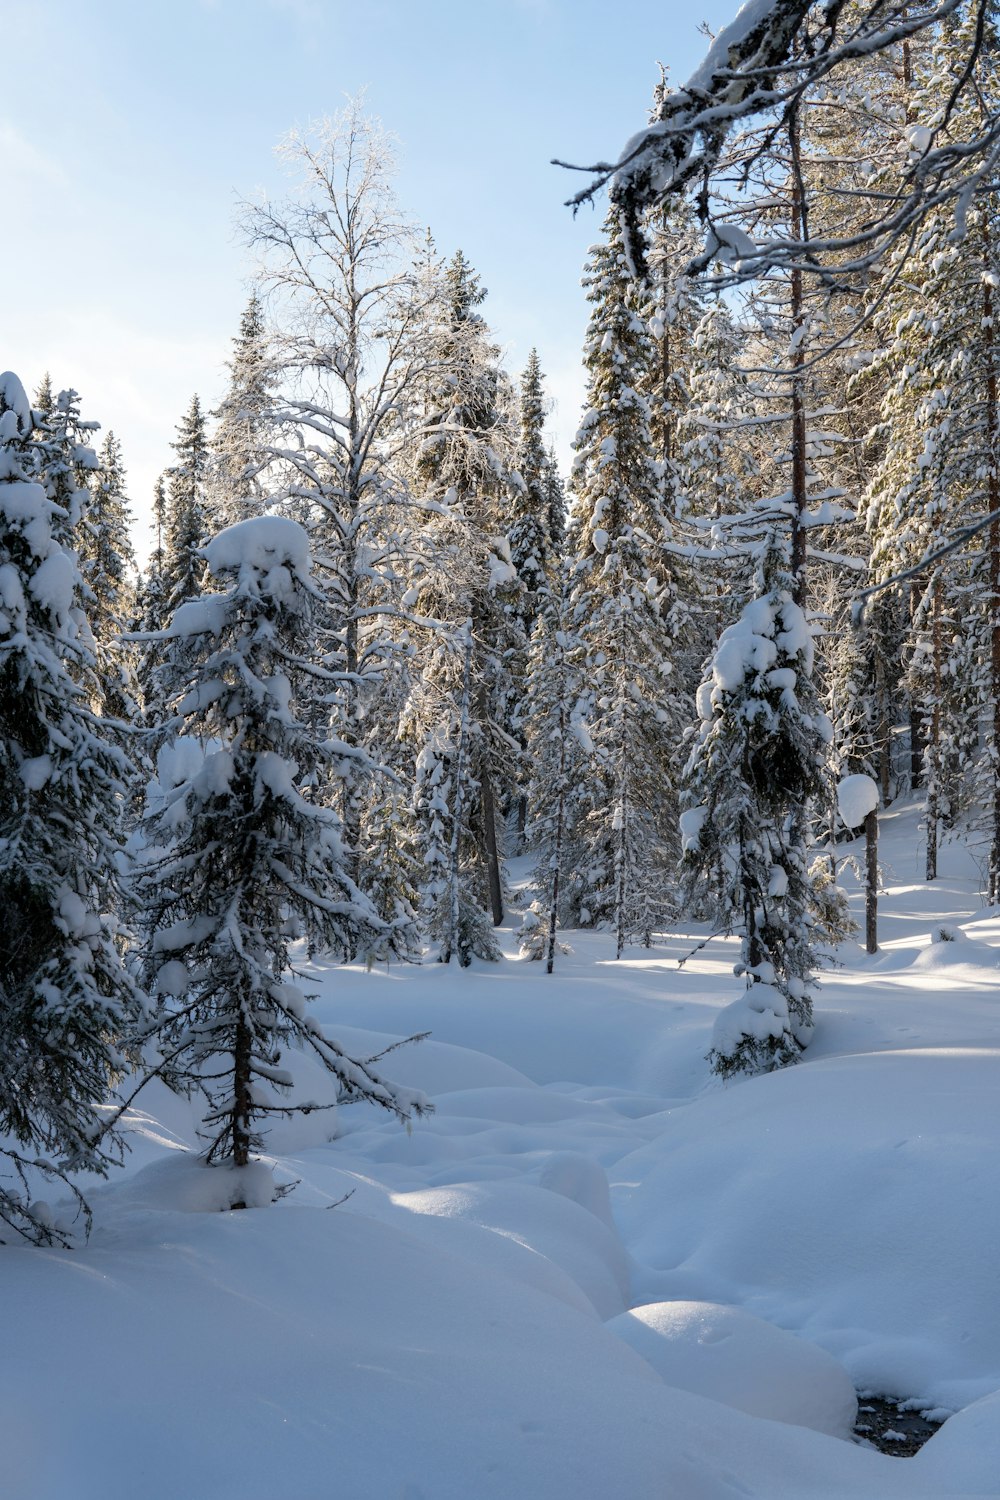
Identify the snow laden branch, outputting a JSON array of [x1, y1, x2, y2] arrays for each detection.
[[558, 1, 990, 283]]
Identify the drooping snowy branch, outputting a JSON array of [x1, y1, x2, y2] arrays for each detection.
[[558, 1, 991, 284]]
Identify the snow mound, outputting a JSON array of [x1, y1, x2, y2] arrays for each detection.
[[537, 1151, 615, 1230], [1, 1205, 772, 1500], [391, 1179, 631, 1319], [431, 1086, 607, 1127], [710, 982, 792, 1051], [912, 1386, 1000, 1492], [329, 1024, 535, 1095], [911, 926, 1000, 972], [607, 1300, 857, 1438], [613, 1048, 1000, 1411], [106, 1154, 277, 1213]]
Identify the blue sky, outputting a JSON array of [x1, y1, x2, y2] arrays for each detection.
[[2, 0, 732, 554]]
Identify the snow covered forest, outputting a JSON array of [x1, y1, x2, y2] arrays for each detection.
[[4, 2, 1000, 1495]]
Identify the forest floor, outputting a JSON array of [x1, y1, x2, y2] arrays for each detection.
[[3, 799, 999, 1499]]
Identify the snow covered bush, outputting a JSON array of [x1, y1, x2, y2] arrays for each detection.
[[515, 901, 571, 962], [136, 515, 429, 1189], [0, 372, 143, 1245]]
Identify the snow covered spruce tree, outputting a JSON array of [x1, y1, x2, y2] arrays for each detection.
[[510, 349, 559, 632], [678, 295, 759, 659], [401, 247, 524, 957], [211, 293, 276, 528], [564, 210, 688, 952], [163, 394, 211, 614], [134, 474, 171, 719], [682, 534, 840, 1077], [407, 620, 505, 966], [508, 348, 562, 846], [79, 431, 140, 723], [644, 192, 703, 520], [136, 515, 428, 1189], [145, 395, 213, 725], [0, 372, 142, 1245]]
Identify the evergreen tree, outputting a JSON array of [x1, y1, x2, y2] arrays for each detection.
[[678, 297, 759, 673], [564, 211, 688, 951], [135, 474, 171, 719], [508, 350, 561, 846], [543, 446, 566, 556], [402, 247, 523, 954], [645, 194, 703, 522], [0, 371, 142, 1244], [31, 372, 54, 428], [510, 349, 557, 622], [34, 385, 101, 544], [682, 535, 834, 1077], [406, 623, 503, 965], [80, 431, 140, 722], [152, 396, 212, 723], [163, 394, 211, 614], [211, 293, 275, 526], [137, 515, 429, 1184]]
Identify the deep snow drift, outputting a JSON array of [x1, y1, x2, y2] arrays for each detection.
[[2, 800, 999, 1499]]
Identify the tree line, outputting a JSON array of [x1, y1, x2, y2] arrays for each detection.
[[4, 5, 999, 1238]]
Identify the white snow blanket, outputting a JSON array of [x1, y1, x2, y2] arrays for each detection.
[[3, 803, 1000, 1498]]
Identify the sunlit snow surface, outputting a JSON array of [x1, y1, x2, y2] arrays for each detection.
[[3, 800, 1000, 1498]]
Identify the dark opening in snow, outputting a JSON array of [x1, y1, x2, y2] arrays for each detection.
[[853, 1393, 945, 1457]]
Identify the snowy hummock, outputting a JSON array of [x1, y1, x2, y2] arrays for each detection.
[[607, 1300, 858, 1438], [711, 981, 797, 1056], [838, 773, 879, 829]]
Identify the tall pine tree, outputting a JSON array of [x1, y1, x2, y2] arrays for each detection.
[[565, 212, 688, 952], [0, 372, 142, 1244]]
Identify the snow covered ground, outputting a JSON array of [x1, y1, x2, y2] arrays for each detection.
[[4, 800, 1000, 1499]]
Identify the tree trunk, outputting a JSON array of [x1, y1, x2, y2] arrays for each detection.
[[865, 807, 878, 955], [982, 224, 1000, 903], [615, 784, 627, 962], [443, 627, 474, 965], [925, 576, 941, 882], [546, 637, 569, 975], [480, 766, 504, 926], [789, 109, 808, 607], [874, 644, 892, 805], [516, 793, 527, 853], [231, 1010, 253, 1188], [909, 582, 925, 788]]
